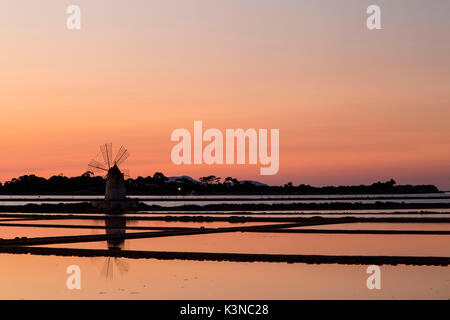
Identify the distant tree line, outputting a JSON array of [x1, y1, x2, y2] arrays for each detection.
[[0, 173, 439, 195]]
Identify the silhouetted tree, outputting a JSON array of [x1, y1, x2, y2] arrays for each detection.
[[224, 177, 239, 185], [0, 174, 440, 195], [152, 172, 168, 185], [199, 175, 221, 184]]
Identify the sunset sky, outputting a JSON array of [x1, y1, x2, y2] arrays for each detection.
[[1, 0, 449, 189]]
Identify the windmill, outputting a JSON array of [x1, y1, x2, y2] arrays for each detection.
[[88, 143, 130, 201]]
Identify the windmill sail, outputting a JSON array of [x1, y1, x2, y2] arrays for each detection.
[[100, 143, 113, 169], [88, 159, 108, 173], [113, 146, 129, 166]]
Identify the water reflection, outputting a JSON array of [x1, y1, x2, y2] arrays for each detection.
[[103, 214, 129, 279], [105, 215, 126, 250]]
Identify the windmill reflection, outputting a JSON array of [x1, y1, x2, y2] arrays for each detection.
[[102, 214, 129, 279]]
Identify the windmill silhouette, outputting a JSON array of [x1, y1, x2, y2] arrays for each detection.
[[88, 143, 130, 201], [88, 143, 139, 210]]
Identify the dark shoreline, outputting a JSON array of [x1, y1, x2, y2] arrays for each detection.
[[1, 246, 448, 266], [1, 201, 450, 213], [0, 195, 449, 202], [1, 212, 449, 224]]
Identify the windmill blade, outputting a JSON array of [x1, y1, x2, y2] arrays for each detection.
[[113, 146, 127, 164], [100, 143, 113, 169], [114, 146, 130, 166], [88, 159, 108, 173]]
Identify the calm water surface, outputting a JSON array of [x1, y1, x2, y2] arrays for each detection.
[[0, 196, 448, 299]]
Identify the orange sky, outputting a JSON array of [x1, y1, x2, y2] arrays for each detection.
[[1, 0, 449, 188]]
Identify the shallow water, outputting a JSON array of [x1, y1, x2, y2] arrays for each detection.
[[126, 213, 450, 219], [1, 193, 450, 207], [140, 208, 450, 213], [0, 205, 448, 299], [34, 226, 449, 257], [298, 223, 450, 231], [0, 254, 448, 299]]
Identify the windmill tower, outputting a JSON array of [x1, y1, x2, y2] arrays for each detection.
[[88, 143, 138, 210]]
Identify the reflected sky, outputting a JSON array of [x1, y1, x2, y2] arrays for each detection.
[[0, 211, 449, 298]]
